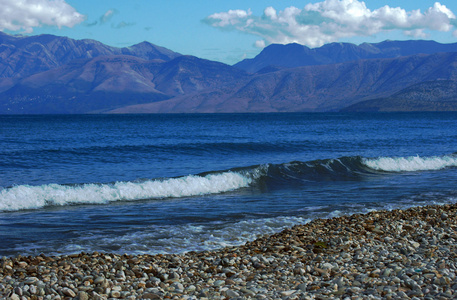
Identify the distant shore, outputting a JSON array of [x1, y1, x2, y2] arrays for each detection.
[[2, 203, 457, 299]]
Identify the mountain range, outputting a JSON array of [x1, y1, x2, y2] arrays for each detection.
[[1, 31, 457, 113], [234, 40, 457, 73]]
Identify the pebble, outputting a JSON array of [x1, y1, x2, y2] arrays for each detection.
[[78, 291, 89, 300], [225, 289, 240, 297], [213, 280, 225, 287], [2, 203, 457, 299], [94, 276, 105, 284], [62, 287, 76, 297], [240, 287, 256, 296]]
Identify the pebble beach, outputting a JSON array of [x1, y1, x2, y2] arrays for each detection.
[[2, 203, 457, 300]]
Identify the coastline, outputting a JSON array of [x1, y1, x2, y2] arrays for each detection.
[[2, 203, 457, 299]]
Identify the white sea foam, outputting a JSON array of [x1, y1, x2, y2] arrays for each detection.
[[20, 215, 311, 256], [363, 155, 457, 172], [0, 172, 252, 212]]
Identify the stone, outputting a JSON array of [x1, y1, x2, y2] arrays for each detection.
[[91, 292, 106, 300], [168, 272, 180, 281], [77, 291, 90, 300], [240, 288, 256, 296], [321, 263, 334, 270], [213, 280, 225, 286], [410, 241, 420, 248], [110, 290, 121, 298], [116, 270, 126, 281], [23, 277, 38, 285], [225, 289, 240, 297], [281, 290, 297, 297], [171, 282, 184, 292], [29, 285, 37, 295], [14, 287, 23, 296], [186, 285, 196, 292], [62, 287, 76, 297], [94, 276, 105, 284]]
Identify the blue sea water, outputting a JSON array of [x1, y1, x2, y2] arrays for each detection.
[[1, 112, 457, 257]]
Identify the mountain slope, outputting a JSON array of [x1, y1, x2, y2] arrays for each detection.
[[150, 56, 249, 96], [109, 52, 457, 113], [342, 80, 457, 112], [0, 55, 249, 114], [235, 40, 457, 73]]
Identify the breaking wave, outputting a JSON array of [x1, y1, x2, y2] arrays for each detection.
[[1, 154, 456, 212], [362, 155, 457, 172], [0, 172, 253, 212]]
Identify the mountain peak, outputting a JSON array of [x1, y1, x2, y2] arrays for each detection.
[[0, 31, 181, 78], [125, 41, 181, 61]]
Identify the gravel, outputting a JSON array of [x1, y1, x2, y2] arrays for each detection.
[[2, 203, 457, 299]]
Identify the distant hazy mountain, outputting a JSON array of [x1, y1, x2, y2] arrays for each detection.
[[0, 32, 181, 78], [234, 40, 457, 73], [2, 31, 457, 113], [109, 52, 457, 113]]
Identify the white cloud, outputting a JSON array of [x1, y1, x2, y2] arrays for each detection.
[[203, 0, 457, 48], [0, 0, 85, 33], [205, 9, 252, 27], [264, 7, 277, 20], [100, 9, 116, 24], [255, 40, 266, 48], [404, 29, 428, 38]]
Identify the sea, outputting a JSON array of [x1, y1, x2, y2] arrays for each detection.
[[1, 112, 457, 257]]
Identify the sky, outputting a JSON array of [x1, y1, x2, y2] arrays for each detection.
[[2, 0, 457, 65]]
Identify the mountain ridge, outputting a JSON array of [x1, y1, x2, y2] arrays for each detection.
[[2, 31, 457, 113], [234, 40, 457, 73]]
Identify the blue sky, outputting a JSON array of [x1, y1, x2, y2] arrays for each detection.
[[2, 0, 457, 64]]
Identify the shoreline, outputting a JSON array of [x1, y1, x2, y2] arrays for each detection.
[[2, 203, 457, 299]]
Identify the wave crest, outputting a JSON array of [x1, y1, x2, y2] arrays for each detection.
[[362, 155, 457, 172], [0, 172, 252, 212]]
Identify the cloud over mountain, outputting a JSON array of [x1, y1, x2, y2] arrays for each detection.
[[0, 0, 85, 33], [203, 0, 457, 48]]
